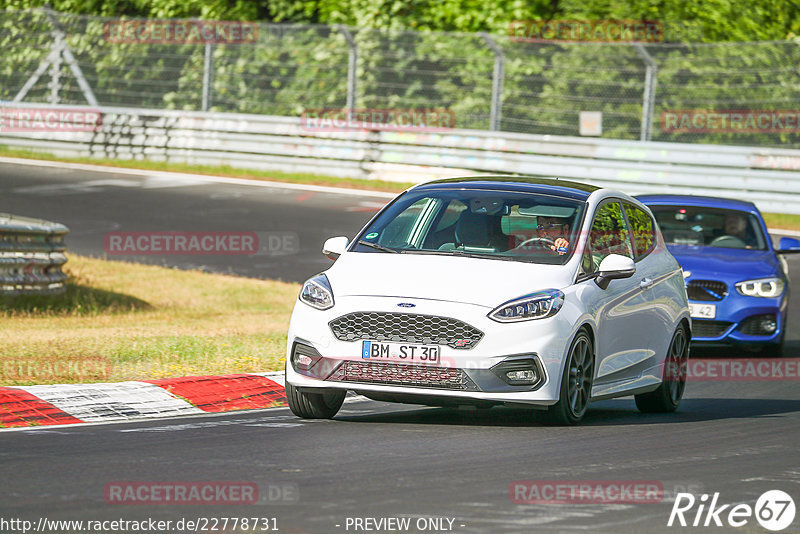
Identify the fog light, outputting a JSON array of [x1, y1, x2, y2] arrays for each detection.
[[291, 342, 323, 372], [737, 314, 778, 336], [760, 317, 777, 334], [491, 357, 545, 387], [506, 369, 537, 382]]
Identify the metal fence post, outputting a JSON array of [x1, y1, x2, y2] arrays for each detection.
[[480, 33, 505, 132], [634, 44, 658, 142], [15, 8, 98, 106], [202, 42, 215, 111], [339, 26, 357, 113]]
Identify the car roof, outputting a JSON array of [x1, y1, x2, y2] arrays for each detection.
[[636, 194, 759, 213], [415, 175, 599, 201]]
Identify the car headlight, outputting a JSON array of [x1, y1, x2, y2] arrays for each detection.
[[488, 289, 565, 323], [299, 273, 334, 310], [735, 278, 785, 298]]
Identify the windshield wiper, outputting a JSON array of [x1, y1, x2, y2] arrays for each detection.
[[357, 240, 399, 253], [400, 249, 517, 261]]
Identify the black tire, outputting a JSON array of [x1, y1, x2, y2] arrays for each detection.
[[285, 382, 346, 419], [635, 324, 688, 413], [542, 329, 594, 425]]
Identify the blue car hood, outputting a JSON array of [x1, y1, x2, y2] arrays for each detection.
[[667, 245, 780, 280]]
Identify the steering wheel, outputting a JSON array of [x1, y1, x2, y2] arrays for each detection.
[[511, 237, 555, 250], [709, 235, 746, 248]]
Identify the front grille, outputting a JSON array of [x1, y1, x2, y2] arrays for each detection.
[[329, 312, 484, 349], [687, 280, 728, 301], [692, 320, 733, 338], [327, 361, 478, 391]]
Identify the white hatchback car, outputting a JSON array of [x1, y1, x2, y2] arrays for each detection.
[[285, 177, 691, 424]]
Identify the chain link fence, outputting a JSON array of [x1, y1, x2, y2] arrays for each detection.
[[1, 8, 800, 148]]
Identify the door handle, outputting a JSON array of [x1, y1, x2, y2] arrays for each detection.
[[640, 277, 654, 290]]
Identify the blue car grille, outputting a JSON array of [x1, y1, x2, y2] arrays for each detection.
[[692, 320, 733, 338], [687, 280, 728, 302]]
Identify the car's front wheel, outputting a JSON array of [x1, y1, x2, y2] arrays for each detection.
[[286, 382, 346, 419], [635, 324, 688, 413], [543, 329, 594, 425]]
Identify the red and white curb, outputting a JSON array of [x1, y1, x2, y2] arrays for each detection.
[[0, 372, 286, 429]]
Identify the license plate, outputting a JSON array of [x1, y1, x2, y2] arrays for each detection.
[[689, 303, 716, 319], [361, 341, 440, 364]]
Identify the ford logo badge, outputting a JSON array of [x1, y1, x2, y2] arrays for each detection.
[[397, 303, 416, 308]]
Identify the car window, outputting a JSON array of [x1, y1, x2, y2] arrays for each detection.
[[623, 203, 656, 259], [353, 189, 587, 265], [584, 201, 634, 273], [648, 206, 767, 250], [378, 198, 440, 248]]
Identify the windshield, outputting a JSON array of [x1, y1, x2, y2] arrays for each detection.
[[649, 206, 767, 250], [352, 188, 587, 264]]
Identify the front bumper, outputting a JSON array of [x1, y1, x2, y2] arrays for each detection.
[[689, 293, 787, 346], [285, 295, 582, 406]]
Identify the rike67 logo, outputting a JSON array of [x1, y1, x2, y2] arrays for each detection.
[[668, 490, 796, 531]]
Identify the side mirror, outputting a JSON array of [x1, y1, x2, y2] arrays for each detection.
[[595, 254, 636, 290], [322, 236, 349, 260], [777, 236, 800, 254]]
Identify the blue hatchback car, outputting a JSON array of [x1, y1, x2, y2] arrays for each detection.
[[637, 195, 800, 355]]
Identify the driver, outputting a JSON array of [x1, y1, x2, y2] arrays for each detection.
[[723, 213, 747, 240], [537, 216, 571, 255]]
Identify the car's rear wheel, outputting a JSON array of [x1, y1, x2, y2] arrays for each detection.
[[286, 382, 346, 419], [635, 324, 688, 413], [543, 329, 594, 425]]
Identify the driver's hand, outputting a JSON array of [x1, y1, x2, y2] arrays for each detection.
[[550, 238, 569, 255]]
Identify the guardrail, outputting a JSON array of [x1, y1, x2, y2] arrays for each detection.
[[1, 103, 800, 213], [0, 213, 68, 295]]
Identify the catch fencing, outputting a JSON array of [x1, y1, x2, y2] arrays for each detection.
[[2, 8, 800, 147]]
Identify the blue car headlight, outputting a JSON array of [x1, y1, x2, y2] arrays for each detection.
[[489, 289, 565, 323], [299, 273, 334, 310], [735, 278, 785, 298]]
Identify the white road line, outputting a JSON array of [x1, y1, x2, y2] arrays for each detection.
[[0, 156, 397, 199]]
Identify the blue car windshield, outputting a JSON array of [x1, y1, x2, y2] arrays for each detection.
[[353, 188, 587, 264], [649, 206, 767, 250]]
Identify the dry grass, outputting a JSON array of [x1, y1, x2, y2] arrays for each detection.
[[764, 212, 800, 232], [0, 255, 300, 385]]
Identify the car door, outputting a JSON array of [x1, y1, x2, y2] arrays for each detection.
[[580, 200, 656, 394]]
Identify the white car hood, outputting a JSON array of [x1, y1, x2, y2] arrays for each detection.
[[327, 251, 575, 308]]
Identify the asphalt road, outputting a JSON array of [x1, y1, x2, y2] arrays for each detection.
[[2, 160, 800, 533]]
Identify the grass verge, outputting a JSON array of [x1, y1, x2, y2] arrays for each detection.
[[0, 145, 414, 193], [0, 255, 299, 386]]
